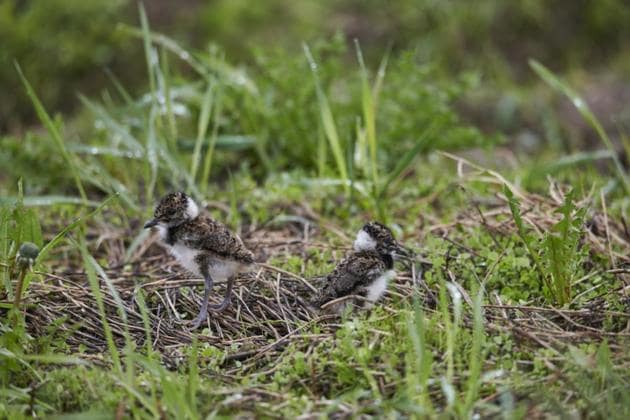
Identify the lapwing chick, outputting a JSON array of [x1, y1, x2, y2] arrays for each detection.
[[144, 192, 254, 329], [315, 222, 409, 314]]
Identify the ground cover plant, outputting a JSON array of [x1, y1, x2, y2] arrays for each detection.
[[1, 4, 630, 419]]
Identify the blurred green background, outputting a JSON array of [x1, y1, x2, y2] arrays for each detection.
[[2, 0, 630, 206], [3, 0, 629, 133]]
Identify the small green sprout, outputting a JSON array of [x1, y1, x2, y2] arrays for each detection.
[[13, 241, 40, 319]]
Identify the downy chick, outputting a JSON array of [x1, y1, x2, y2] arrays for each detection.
[[144, 192, 254, 329], [315, 222, 409, 314]]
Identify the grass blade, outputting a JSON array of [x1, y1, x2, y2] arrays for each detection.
[[191, 80, 214, 180], [79, 95, 145, 154], [0, 205, 12, 294], [303, 43, 348, 189], [15, 63, 87, 203], [159, 47, 178, 151], [463, 283, 485, 415], [104, 67, 134, 106], [120, 24, 206, 75], [166, 134, 258, 154], [139, 3, 157, 100], [145, 107, 159, 206], [379, 121, 441, 197], [373, 44, 391, 106], [120, 25, 258, 94], [355, 40, 379, 188], [12, 353, 87, 366], [504, 185, 545, 282], [406, 300, 434, 414], [527, 149, 615, 180], [187, 337, 200, 416], [134, 288, 153, 355], [0, 196, 100, 207], [75, 160, 139, 211], [530, 59, 630, 194], [36, 193, 119, 263], [78, 235, 122, 375], [201, 84, 223, 193]]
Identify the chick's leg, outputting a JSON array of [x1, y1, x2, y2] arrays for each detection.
[[190, 273, 213, 330], [208, 276, 234, 312]]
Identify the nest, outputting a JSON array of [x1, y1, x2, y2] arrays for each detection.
[[26, 267, 320, 368]]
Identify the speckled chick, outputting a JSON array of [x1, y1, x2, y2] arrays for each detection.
[[315, 222, 407, 314], [144, 192, 254, 329]]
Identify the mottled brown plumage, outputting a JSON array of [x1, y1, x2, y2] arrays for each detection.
[[315, 221, 406, 313], [144, 192, 254, 329], [169, 216, 254, 264], [316, 250, 393, 308]]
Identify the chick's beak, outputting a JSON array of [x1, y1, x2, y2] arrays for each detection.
[[144, 219, 158, 229]]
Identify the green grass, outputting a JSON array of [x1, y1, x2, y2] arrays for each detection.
[[505, 186, 587, 306], [2, 160, 627, 417], [1, 13, 630, 419]]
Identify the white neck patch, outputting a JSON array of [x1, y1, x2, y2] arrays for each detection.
[[354, 229, 377, 251], [186, 197, 199, 219], [155, 224, 168, 240]]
